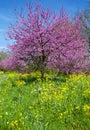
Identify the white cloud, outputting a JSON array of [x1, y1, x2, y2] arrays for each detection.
[[0, 29, 6, 33], [0, 13, 14, 22], [0, 46, 7, 49]]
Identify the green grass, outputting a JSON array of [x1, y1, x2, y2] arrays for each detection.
[[0, 71, 90, 130]]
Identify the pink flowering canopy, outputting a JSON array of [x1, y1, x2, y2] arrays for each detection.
[[0, 56, 26, 71], [49, 16, 88, 74], [1, 4, 89, 76]]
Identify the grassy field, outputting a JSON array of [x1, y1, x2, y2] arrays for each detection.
[[0, 71, 90, 130]]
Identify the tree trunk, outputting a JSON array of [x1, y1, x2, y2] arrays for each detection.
[[41, 69, 45, 81]]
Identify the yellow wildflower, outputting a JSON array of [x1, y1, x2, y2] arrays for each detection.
[[83, 104, 90, 111]]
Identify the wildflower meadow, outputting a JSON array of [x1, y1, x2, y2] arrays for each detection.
[[0, 71, 90, 130]]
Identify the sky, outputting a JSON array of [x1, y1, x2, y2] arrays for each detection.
[[0, 0, 88, 49]]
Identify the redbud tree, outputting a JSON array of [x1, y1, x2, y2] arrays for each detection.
[[7, 5, 60, 78], [0, 56, 26, 71], [4, 4, 88, 78], [49, 15, 89, 74]]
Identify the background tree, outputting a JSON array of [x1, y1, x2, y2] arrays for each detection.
[[0, 51, 8, 61], [78, 1, 90, 51], [0, 49, 10, 70]]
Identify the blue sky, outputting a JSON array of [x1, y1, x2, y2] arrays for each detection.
[[0, 0, 88, 49]]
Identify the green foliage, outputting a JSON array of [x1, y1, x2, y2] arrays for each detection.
[[0, 51, 9, 61], [0, 71, 90, 130]]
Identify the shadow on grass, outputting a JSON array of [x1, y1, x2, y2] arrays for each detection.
[[52, 73, 68, 83], [20, 72, 69, 84]]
